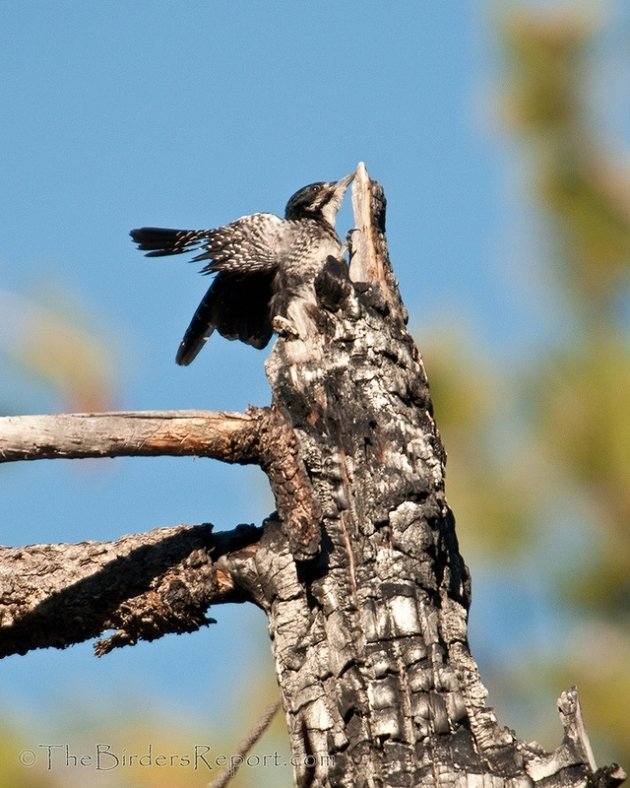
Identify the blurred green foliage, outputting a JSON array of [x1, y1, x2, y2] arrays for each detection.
[[427, 5, 629, 766], [0, 283, 117, 413], [0, 683, 289, 788]]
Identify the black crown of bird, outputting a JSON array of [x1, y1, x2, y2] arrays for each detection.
[[130, 171, 355, 365]]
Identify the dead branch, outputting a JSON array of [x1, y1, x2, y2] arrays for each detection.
[[0, 521, 262, 657], [0, 409, 264, 464]]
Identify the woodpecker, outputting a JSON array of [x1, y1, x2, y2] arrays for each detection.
[[130, 173, 354, 365]]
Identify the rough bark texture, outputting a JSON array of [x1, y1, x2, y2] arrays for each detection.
[[248, 165, 511, 785], [0, 522, 261, 656], [234, 164, 622, 787], [0, 163, 623, 788]]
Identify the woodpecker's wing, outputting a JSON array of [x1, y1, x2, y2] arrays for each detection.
[[131, 213, 286, 364], [190, 213, 286, 275], [175, 271, 274, 365], [130, 213, 285, 273]]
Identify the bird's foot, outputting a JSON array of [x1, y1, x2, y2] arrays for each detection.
[[272, 315, 301, 339]]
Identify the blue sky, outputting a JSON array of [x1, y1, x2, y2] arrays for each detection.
[[0, 1, 626, 780], [0, 0, 538, 738]]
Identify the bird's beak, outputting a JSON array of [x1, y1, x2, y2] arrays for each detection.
[[335, 171, 355, 194], [323, 172, 355, 226]]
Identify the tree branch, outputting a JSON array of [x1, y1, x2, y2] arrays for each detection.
[[0, 409, 265, 464], [0, 521, 262, 657]]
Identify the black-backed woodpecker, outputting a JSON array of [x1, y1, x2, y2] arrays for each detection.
[[130, 173, 354, 365]]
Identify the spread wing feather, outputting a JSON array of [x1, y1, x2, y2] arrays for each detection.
[[176, 271, 274, 365], [190, 213, 285, 275], [131, 214, 285, 364]]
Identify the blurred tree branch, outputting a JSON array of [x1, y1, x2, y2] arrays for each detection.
[[0, 287, 117, 413]]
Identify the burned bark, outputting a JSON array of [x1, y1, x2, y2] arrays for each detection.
[[0, 163, 623, 788], [0, 522, 261, 657]]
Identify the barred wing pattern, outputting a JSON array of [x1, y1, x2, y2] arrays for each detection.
[[131, 214, 286, 364]]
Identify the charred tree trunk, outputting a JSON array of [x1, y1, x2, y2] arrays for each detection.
[[0, 164, 623, 788], [233, 164, 620, 787]]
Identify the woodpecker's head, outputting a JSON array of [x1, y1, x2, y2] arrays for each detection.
[[284, 172, 354, 227]]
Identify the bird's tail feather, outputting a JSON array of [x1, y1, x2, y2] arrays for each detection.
[[130, 227, 209, 257]]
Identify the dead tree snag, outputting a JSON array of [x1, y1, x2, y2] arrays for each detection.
[[0, 163, 623, 788]]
